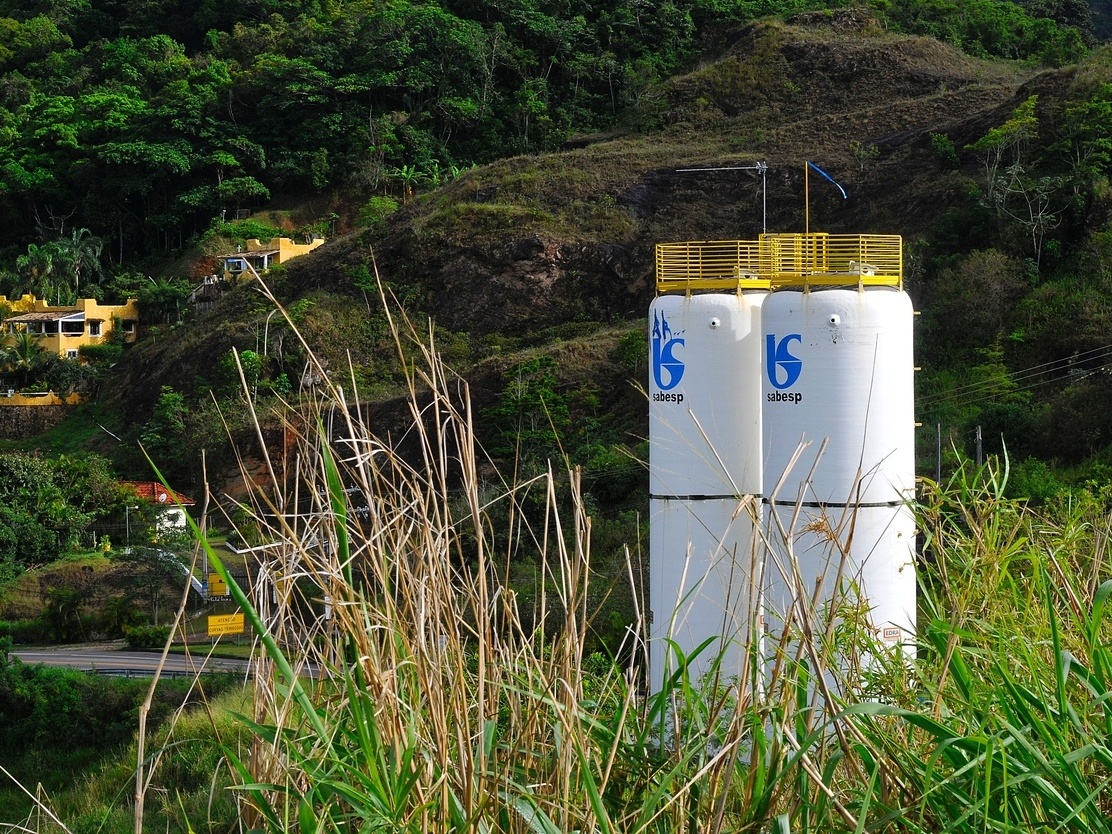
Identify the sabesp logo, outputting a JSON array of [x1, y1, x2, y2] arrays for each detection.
[[651, 311, 685, 392], [766, 333, 803, 390]]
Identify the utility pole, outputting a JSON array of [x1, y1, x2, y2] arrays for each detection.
[[936, 423, 941, 484], [125, 505, 138, 552]]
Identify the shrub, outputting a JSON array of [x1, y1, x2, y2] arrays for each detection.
[[357, 195, 399, 235], [77, 343, 123, 366], [123, 624, 171, 649], [612, 327, 648, 371], [0, 619, 46, 643], [929, 131, 960, 168], [201, 218, 284, 247]]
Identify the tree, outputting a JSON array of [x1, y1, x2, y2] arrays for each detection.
[[1, 331, 50, 388], [215, 175, 270, 211], [116, 546, 178, 626], [137, 276, 189, 324], [992, 168, 1063, 265], [212, 348, 262, 397], [139, 386, 190, 479], [0, 453, 94, 567], [14, 241, 58, 300], [42, 586, 85, 642], [53, 227, 103, 299], [968, 96, 1040, 212], [967, 96, 1062, 263], [1053, 83, 1112, 223], [102, 594, 144, 637], [486, 355, 570, 467], [921, 248, 1029, 361], [52, 453, 129, 520]]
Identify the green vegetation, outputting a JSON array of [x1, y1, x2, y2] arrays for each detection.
[[104, 308, 1110, 834], [3, 3, 1112, 830], [0, 0, 1094, 267], [0, 452, 128, 577], [0, 0, 1103, 503], [4, 281, 1112, 832], [0, 665, 247, 830]]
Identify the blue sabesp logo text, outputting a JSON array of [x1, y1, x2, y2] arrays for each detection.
[[766, 333, 802, 390], [652, 311, 685, 392]]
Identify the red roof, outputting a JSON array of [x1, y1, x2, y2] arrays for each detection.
[[123, 481, 196, 506]]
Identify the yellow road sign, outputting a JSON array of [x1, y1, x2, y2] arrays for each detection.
[[209, 574, 228, 596], [208, 612, 245, 636]]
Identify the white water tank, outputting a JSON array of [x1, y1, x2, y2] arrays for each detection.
[[761, 287, 916, 657], [649, 291, 764, 693]]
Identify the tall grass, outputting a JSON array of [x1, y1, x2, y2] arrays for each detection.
[[11, 278, 1112, 832], [189, 276, 1112, 833], [197, 278, 1112, 832]]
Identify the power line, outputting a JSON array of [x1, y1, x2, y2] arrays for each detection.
[[920, 355, 1112, 415], [919, 342, 1112, 410], [919, 342, 1112, 404], [929, 362, 1109, 413]]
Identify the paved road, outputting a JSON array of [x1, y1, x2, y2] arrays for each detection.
[[12, 646, 252, 677]]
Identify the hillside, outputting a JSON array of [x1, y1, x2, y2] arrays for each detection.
[[368, 13, 1030, 335], [18, 12, 1107, 505]]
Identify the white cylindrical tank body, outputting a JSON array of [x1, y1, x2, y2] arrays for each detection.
[[649, 292, 764, 693], [761, 287, 916, 657], [650, 498, 761, 691]]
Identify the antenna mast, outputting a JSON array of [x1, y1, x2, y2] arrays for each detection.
[[675, 162, 769, 233]]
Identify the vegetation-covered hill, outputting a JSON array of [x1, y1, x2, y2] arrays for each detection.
[[56, 12, 1107, 506], [0, 0, 1093, 260], [0, 1, 1109, 506]]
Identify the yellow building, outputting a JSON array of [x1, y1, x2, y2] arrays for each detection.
[[0, 295, 139, 359], [218, 236, 325, 278]]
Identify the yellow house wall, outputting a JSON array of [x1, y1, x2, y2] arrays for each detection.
[[2, 294, 42, 314], [244, 236, 325, 263], [0, 391, 84, 406], [0, 295, 139, 358]]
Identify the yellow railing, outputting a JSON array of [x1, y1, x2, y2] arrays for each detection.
[[655, 239, 770, 293], [656, 233, 902, 293]]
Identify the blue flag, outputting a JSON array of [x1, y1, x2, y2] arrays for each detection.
[[807, 161, 848, 200]]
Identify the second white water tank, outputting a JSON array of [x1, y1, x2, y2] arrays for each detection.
[[761, 287, 916, 652]]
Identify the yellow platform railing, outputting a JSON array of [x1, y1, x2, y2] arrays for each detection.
[[656, 233, 902, 293], [655, 239, 770, 293]]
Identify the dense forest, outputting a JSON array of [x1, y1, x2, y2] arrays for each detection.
[[0, 0, 1097, 266]]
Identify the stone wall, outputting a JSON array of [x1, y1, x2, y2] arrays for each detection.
[[0, 405, 74, 439]]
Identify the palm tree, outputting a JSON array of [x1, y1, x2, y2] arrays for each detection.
[[55, 228, 104, 301], [15, 242, 57, 301], [1, 331, 49, 388]]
